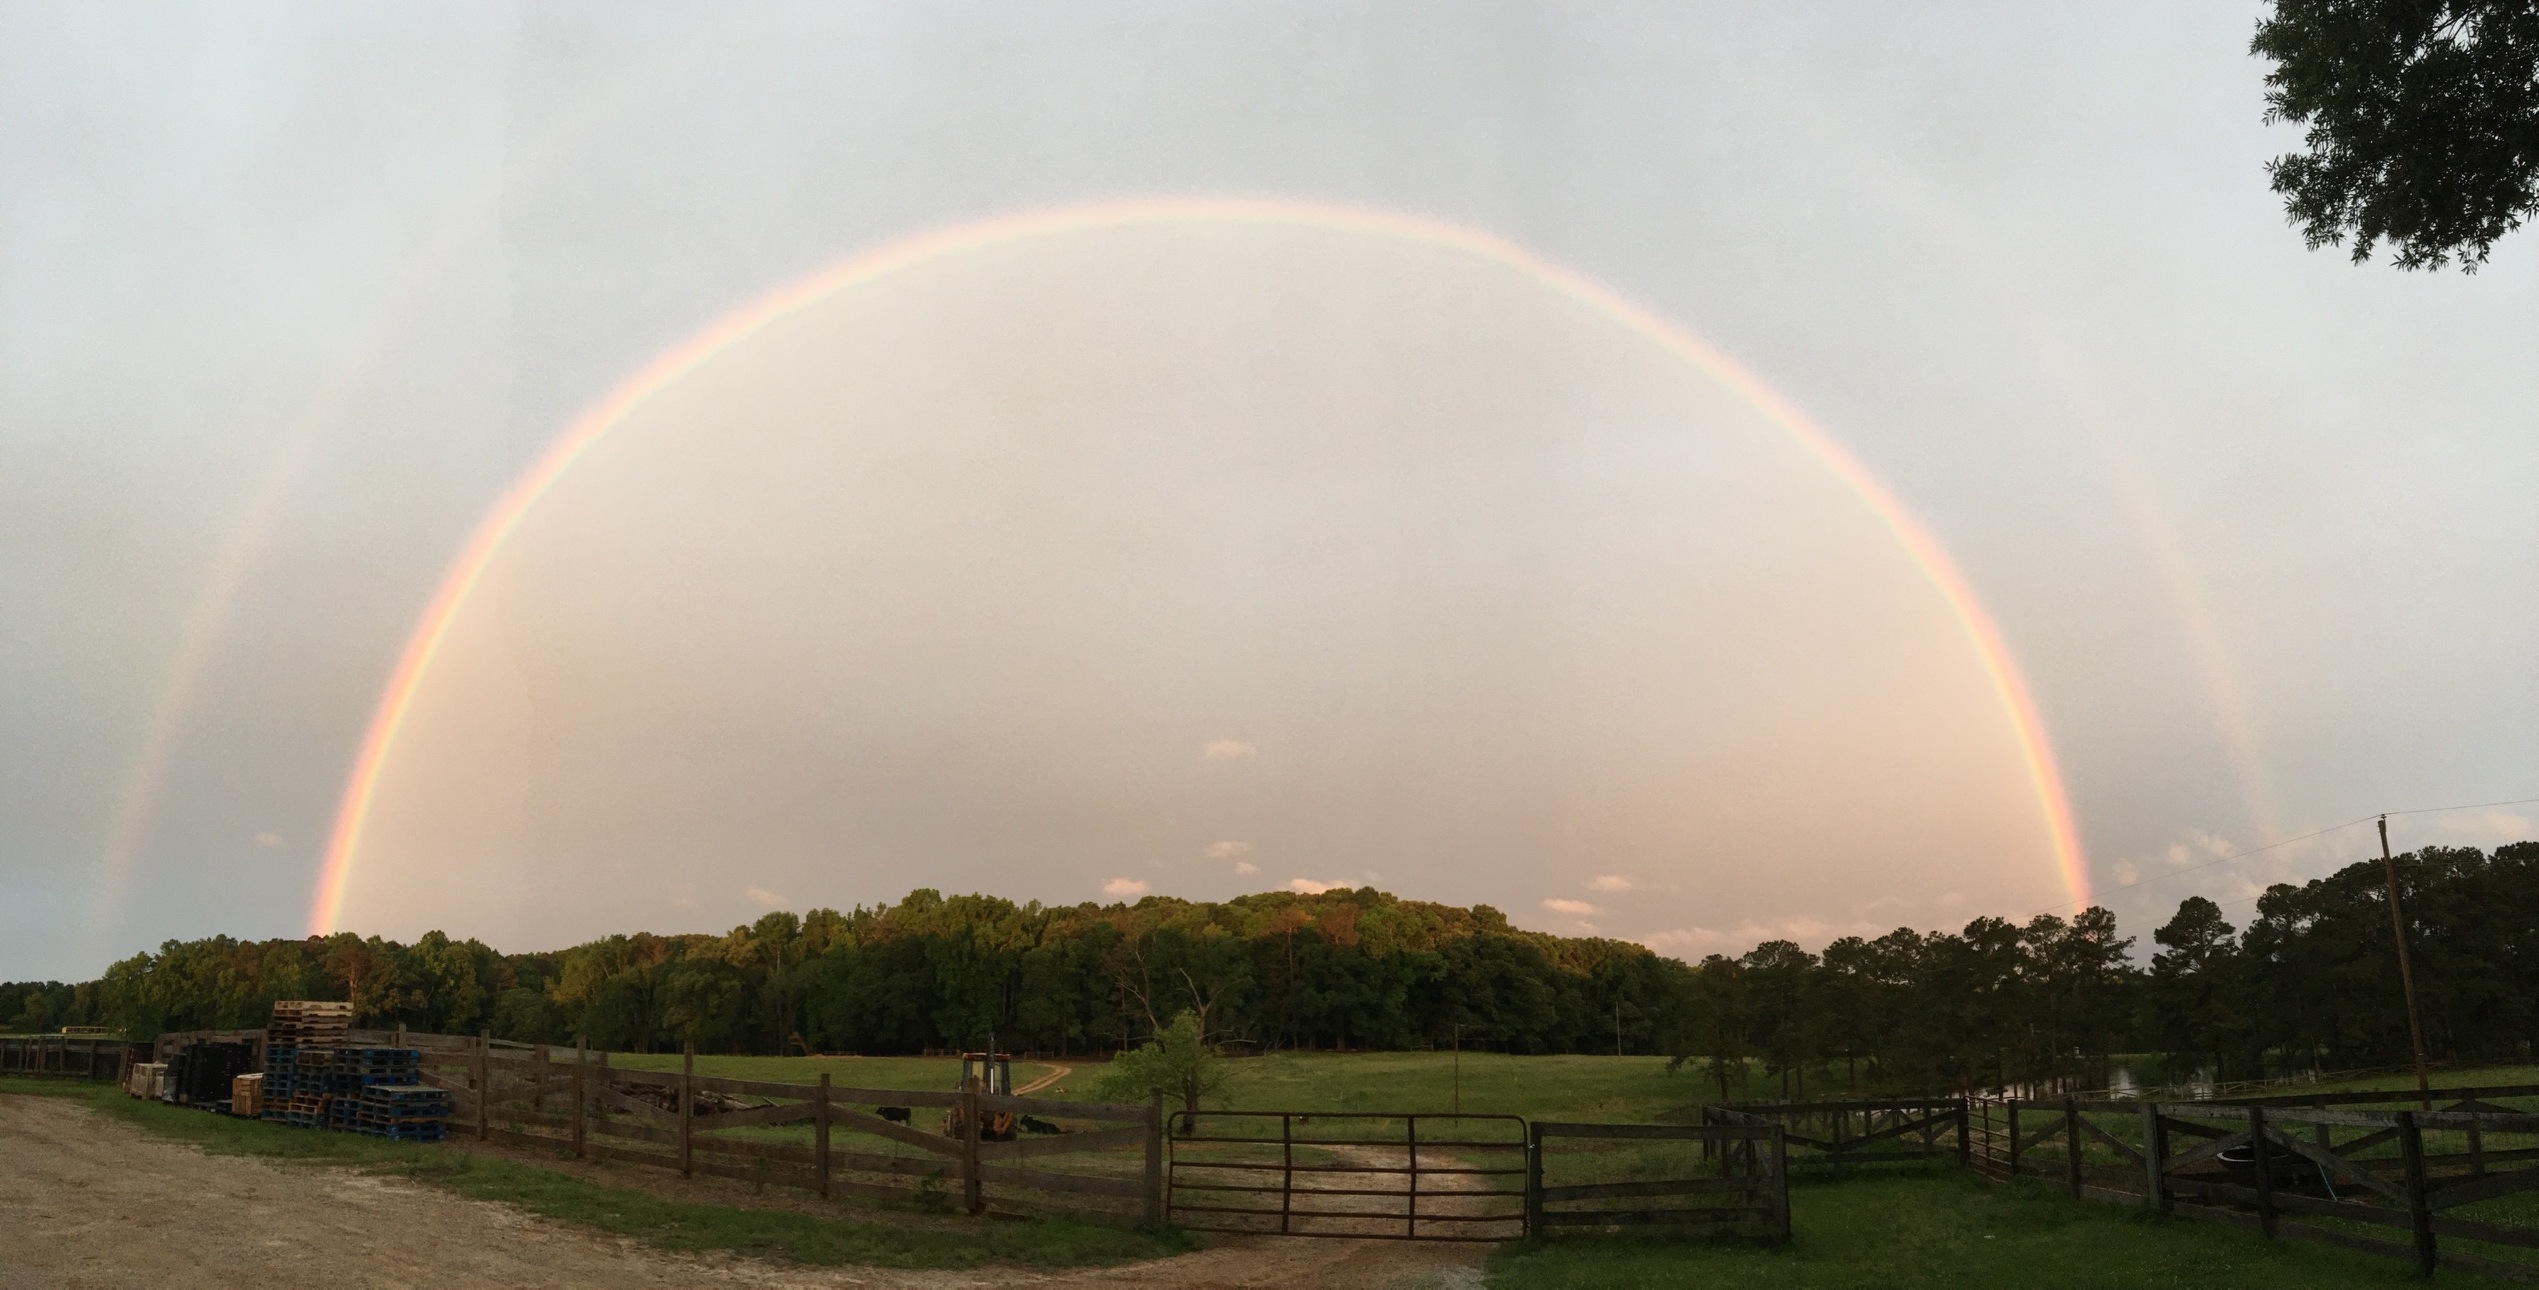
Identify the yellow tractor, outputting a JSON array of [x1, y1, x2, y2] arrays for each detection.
[[941, 1051, 1018, 1142]]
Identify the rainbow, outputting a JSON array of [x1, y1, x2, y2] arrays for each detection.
[[309, 196, 2090, 933]]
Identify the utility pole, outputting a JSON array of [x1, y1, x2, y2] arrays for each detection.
[[1452, 1023, 1461, 1115], [1615, 1004, 1624, 1058], [2378, 816, 2431, 1106]]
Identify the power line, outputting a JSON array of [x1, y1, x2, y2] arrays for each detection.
[[2033, 795, 2539, 920], [2205, 797, 2539, 912]]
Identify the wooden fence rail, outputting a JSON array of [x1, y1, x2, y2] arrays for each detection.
[[1995, 1087, 2539, 1279], [1532, 1118, 1790, 1241], [1704, 1096, 1969, 1175]]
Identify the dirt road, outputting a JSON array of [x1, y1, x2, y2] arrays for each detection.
[[0, 1094, 1485, 1289]]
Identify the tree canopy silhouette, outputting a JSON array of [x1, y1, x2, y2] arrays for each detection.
[[2253, 0, 2539, 270]]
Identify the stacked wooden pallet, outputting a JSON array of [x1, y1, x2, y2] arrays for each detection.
[[259, 1046, 299, 1114], [281, 1091, 330, 1129], [350, 1083, 452, 1142], [252, 1037, 440, 1141], [265, 1000, 352, 1048], [231, 1072, 262, 1117]]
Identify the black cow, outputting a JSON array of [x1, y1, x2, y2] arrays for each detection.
[[877, 1105, 911, 1124], [1019, 1115, 1063, 1135]]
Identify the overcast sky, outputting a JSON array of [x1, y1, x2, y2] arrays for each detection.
[[5, 2, 2533, 981]]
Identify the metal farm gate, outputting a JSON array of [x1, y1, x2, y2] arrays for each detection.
[[1166, 1111, 1529, 1241]]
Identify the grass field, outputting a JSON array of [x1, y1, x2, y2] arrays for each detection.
[[598, 1046, 1914, 1116], [0, 1075, 1191, 1270], [1489, 1170, 2486, 1288], [1219, 1050, 1700, 1121], [602, 1051, 1071, 1096]]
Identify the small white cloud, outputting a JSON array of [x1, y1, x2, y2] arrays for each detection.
[[1588, 875, 1632, 892], [1542, 898, 1600, 916], [745, 886, 787, 908], [1202, 739, 1257, 761], [1234, 861, 1258, 875], [1205, 840, 1252, 859], [669, 885, 700, 910], [251, 831, 285, 849], [1104, 878, 1150, 898], [1288, 877, 1344, 894]]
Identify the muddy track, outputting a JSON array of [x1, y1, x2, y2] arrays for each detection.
[[0, 1094, 1487, 1288]]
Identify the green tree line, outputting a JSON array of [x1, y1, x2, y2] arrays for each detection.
[[11, 843, 2531, 1098]]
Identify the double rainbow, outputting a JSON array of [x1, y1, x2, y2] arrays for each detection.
[[309, 197, 2090, 934]]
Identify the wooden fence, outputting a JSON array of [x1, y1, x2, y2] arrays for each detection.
[[125, 1027, 1166, 1220], [1985, 1084, 2539, 1279], [1703, 1096, 1968, 1175], [1530, 1118, 1790, 1242], [401, 1038, 1165, 1221], [0, 1033, 146, 1082]]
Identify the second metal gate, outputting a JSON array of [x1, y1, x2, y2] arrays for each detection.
[[1166, 1111, 1528, 1240]]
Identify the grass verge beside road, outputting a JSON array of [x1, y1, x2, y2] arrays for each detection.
[[0, 1076, 1192, 1270]]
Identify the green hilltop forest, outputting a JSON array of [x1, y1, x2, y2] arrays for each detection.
[[8, 842, 2534, 1098]]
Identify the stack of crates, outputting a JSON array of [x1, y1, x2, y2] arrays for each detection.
[[326, 1048, 424, 1130], [231, 1071, 262, 1117], [126, 1061, 166, 1099], [261, 1001, 354, 1129], [351, 1084, 452, 1142], [247, 1004, 454, 1143], [282, 1048, 333, 1128]]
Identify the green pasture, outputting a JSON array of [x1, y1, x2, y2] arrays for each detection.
[[600, 1051, 1069, 1096], [1490, 1171, 2484, 1288], [1218, 1050, 1698, 1121]]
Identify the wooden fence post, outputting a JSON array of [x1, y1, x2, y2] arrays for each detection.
[[1769, 1125, 1791, 1242], [2008, 1101, 2022, 1178], [1142, 1090, 1164, 1227], [2065, 1097, 2083, 1198], [2141, 1103, 2166, 1214], [474, 1030, 489, 1142], [2249, 1105, 2276, 1239], [2398, 1110, 2436, 1277], [815, 1072, 831, 1199], [962, 1082, 983, 1214], [679, 1042, 695, 1179], [1524, 1121, 1543, 1237], [571, 1039, 587, 1160], [1955, 1096, 1970, 1168]]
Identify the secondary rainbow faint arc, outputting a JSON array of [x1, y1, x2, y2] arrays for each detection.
[[308, 196, 2091, 934]]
